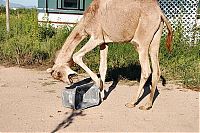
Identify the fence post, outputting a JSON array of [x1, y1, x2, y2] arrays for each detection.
[[6, 0, 10, 32]]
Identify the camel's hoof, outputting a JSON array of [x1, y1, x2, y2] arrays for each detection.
[[139, 105, 152, 110], [125, 103, 136, 108]]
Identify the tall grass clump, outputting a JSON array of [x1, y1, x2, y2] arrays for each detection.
[[0, 8, 70, 65]]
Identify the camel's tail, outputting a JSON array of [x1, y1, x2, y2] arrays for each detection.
[[160, 11, 173, 52]]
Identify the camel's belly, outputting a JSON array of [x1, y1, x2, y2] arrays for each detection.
[[99, 1, 140, 42]]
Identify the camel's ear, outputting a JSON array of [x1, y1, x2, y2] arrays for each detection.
[[47, 68, 53, 73]]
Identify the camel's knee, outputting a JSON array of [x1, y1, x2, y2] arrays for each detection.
[[72, 52, 82, 64], [149, 55, 161, 79], [141, 70, 151, 79], [140, 61, 151, 79]]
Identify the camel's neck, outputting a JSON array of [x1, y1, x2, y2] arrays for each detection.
[[55, 26, 86, 66]]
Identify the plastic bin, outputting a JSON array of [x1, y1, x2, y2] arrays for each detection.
[[62, 82, 101, 110]]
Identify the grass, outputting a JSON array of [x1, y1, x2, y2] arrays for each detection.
[[0, 8, 70, 65], [0, 8, 199, 89], [159, 32, 200, 89]]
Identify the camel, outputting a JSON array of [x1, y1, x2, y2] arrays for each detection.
[[47, 0, 173, 110]]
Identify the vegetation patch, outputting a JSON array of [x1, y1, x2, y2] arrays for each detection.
[[0, 8, 199, 89]]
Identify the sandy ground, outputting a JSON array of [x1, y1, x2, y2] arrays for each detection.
[[0, 66, 199, 132]]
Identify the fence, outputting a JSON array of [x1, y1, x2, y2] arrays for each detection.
[[158, 0, 200, 43]]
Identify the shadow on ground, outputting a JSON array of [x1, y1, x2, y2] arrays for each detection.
[[106, 64, 166, 86], [51, 109, 86, 133], [105, 64, 165, 103], [52, 64, 166, 132], [103, 64, 142, 100]]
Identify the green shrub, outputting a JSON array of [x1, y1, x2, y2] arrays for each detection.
[[0, 9, 70, 65], [38, 24, 56, 41]]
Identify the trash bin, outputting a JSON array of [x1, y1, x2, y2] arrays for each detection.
[[62, 82, 101, 110]]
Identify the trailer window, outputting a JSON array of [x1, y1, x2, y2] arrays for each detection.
[[63, 0, 79, 9]]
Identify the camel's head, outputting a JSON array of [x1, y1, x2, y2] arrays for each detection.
[[47, 64, 77, 85]]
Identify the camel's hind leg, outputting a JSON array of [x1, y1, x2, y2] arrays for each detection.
[[125, 16, 161, 109], [73, 37, 104, 90], [125, 40, 151, 108], [139, 22, 163, 110]]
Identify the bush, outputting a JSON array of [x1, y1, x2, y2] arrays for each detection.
[[0, 9, 70, 65], [38, 24, 56, 41]]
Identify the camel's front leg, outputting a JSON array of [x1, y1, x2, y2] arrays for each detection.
[[99, 44, 108, 86], [73, 37, 104, 90], [99, 44, 108, 99]]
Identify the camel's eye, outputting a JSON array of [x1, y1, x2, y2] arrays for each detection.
[[50, 70, 54, 75], [57, 71, 62, 78]]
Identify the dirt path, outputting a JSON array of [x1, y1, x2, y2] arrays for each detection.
[[0, 66, 199, 132]]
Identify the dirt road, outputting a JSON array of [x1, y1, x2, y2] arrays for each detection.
[[0, 66, 199, 132]]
